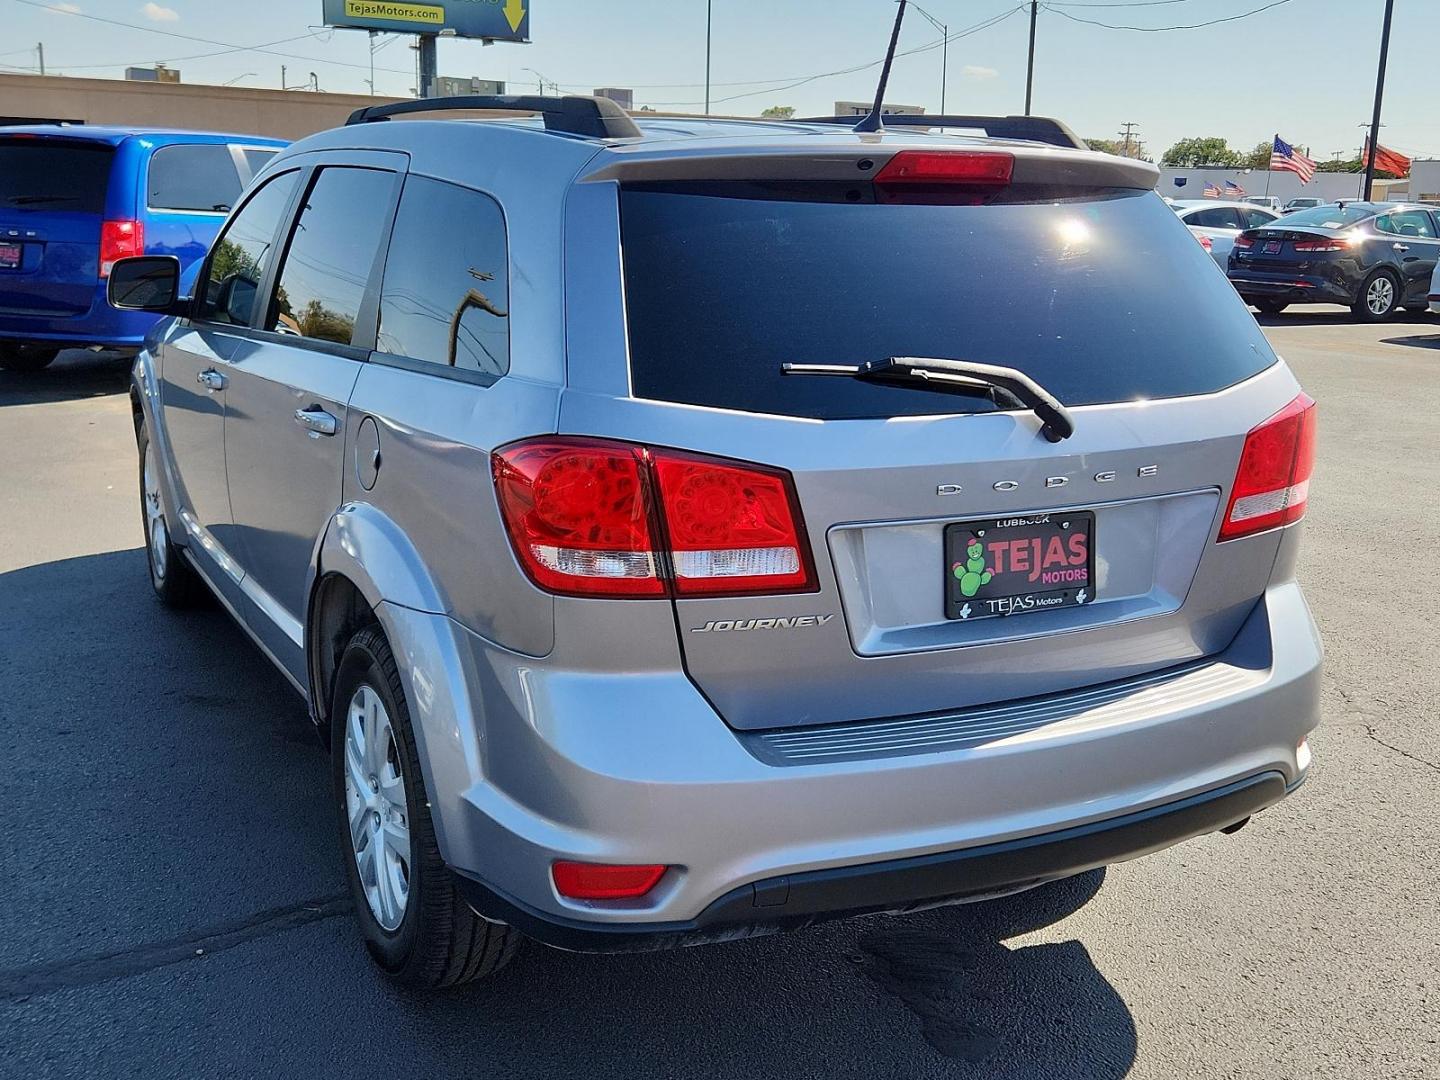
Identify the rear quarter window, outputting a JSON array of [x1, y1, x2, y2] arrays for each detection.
[[0, 140, 113, 213], [147, 143, 243, 213], [620, 186, 1276, 420]]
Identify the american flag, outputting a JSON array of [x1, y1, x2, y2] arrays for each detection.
[[1224, 180, 1246, 197], [1203, 182, 1222, 198], [1271, 135, 1316, 183]]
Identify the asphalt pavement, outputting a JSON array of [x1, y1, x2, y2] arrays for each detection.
[[2, 312, 1437, 1079]]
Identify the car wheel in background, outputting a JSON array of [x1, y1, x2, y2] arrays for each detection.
[[1352, 270, 1400, 322], [1252, 300, 1288, 316], [136, 421, 207, 607], [331, 625, 521, 987], [0, 344, 60, 372]]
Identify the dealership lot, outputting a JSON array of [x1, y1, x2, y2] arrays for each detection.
[[1, 311, 1437, 1079]]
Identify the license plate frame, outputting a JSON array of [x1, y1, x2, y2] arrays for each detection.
[[0, 243, 21, 270], [944, 512, 1096, 621]]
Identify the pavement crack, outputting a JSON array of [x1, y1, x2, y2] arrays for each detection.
[[0, 894, 350, 1002], [1365, 727, 1440, 774]]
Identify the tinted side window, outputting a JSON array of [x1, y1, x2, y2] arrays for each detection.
[[1383, 210, 1436, 238], [376, 176, 510, 379], [1243, 209, 1275, 229], [266, 167, 395, 346], [243, 148, 278, 178], [1186, 207, 1242, 229], [148, 144, 243, 212], [199, 170, 299, 326]]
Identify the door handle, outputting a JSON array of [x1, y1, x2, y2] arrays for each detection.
[[1393, 242, 1410, 252], [294, 407, 339, 438], [196, 369, 227, 391]]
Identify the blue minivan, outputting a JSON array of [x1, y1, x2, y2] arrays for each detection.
[[0, 126, 286, 372]]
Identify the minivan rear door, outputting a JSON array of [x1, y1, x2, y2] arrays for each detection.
[[0, 135, 115, 317], [580, 169, 1302, 731]]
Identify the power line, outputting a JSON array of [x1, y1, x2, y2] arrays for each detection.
[[645, 5, 1026, 108], [5, 0, 414, 75], [1043, 0, 1294, 31]]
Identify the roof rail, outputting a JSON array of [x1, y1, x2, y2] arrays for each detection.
[[792, 114, 1087, 150], [346, 95, 643, 140]]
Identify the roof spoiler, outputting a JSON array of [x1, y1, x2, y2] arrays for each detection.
[[793, 114, 1087, 151], [346, 95, 643, 141]]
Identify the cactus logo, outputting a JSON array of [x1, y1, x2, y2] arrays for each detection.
[[951, 536, 993, 598]]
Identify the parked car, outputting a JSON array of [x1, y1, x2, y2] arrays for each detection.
[[0, 125, 285, 372], [109, 98, 1320, 987], [1172, 199, 1279, 268], [1228, 201, 1440, 319], [1243, 195, 1281, 211], [1281, 197, 1323, 214], [1431, 259, 1440, 314]]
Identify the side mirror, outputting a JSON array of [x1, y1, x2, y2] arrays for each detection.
[[108, 256, 185, 314]]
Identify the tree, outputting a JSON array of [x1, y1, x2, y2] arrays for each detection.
[[1241, 141, 1272, 170], [1316, 156, 1400, 179], [760, 105, 795, 119], [1085, 137, 1122, 155], [1160, 136, 1241, 168]]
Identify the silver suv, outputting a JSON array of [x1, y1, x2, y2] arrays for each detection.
[[109, 97, 1322, 987]]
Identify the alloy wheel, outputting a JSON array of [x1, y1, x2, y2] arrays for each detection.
[[143, 442, 168, 581], [1366, 276, 1395, 315], [344, 684, 411, 932]]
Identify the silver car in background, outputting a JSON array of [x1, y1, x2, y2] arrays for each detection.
[[1173, 199, 1281, 267], [109, 97, 1322, 987]]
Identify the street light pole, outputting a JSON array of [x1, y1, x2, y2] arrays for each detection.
[[704, 0, 712, 115], [1024, 0, 1038, 115], [1362, 0, 1395, 201]]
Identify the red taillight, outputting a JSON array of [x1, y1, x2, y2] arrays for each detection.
[[1234, 234, 1255, 250], [99, 219, 144, 278], [1292, 238, 1347, 253], [552, 862, 668, 900], [1197, 233, 1213, 251], [1218, 393, 1317, 542], [874, 150, 1014, 186], [493, 438, 818, 599]]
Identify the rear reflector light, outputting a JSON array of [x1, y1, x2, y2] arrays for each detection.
[[1197, 234, 1213, 251], [874, 150, 1013, 187], [1292, 238, 1347, 252], [1218, 393, 1317, 541], [99, 219, 144, 278], [552, 862, 668, 900], [1234, 234, 1255, 250], [493, 437, 817, 599]]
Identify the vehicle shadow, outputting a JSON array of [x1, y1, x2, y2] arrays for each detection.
[[3, 547, 1137, 1080], [1254, 305, 1436, 328], [0, 349, 132, 407]]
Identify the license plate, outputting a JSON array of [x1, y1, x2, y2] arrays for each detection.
[[0, 243, 20, 269], [944, 512, 1095, 621], [1264, 240, 1282, 254]]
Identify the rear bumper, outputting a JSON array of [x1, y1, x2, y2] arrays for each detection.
[[1227, 270, 1354, 306], [377, 571, 1322, 942], [1429, 293, 1439, 314], [0, 298, 158, 349], [456, 771, 1293, 952]]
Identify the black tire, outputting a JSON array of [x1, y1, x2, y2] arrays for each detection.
[[1351, 270, 1401, 322], [136, 421, 207, 608], [1252, 300, 1288, 316], [0, 343, 60, 373], [331, 625, 521, 987]]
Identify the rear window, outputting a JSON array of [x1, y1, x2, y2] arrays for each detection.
[[147, 143, 243, 212], [0, 140, 113, 213], [620, 187, 1274, 420], [1279, 205, 1371, 229]]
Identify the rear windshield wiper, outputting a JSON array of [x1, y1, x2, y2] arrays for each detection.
[[3, 195, 80, 206], [783, 356, 1076, 442]]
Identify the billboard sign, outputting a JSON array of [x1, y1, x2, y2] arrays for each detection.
[[322, 0, 529, 41]]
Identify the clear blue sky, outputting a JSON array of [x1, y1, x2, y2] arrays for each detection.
[[2, 0, 1435, 161]]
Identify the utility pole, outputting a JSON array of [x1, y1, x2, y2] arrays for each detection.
[[911, 3, 949, 114], [1363, 0, 1395, 201], [416, 33, 437, 98], [37, 42, 44, 76], [369, 30, 377, 95], [1118, 120, 1140, 159], [704, 0, 712, 115], [1024, 1, 1038, 116]]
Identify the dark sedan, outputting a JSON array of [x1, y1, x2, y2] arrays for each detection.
[[1228, 202, 1440, 321]]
